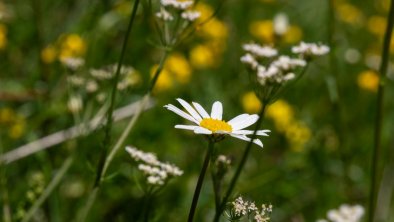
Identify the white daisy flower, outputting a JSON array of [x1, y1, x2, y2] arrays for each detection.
[[164, 99, 270, 147]]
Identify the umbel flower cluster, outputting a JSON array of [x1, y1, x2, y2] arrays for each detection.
[[240, 42, 329, 102], [155, 0, 201, 46], [317, 204, 364, 222], [66, 65, 140, 113], [226, 196, 273, 222], [125, 146, 183, 186]]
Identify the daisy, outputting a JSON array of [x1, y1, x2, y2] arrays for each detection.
[[164, 99, 270, 147]]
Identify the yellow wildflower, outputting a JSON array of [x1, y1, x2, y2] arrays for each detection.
[[0, 107, 14, 124], [336, 3, 363, 25], [165, 53, 192, 84], [195, 3, 214, 21], [190, 44, 216, 69], [241, 91, 262, 114], [199, 18, 228, 40], [367, 16, 386, 36], [283, 25, 303, 44], [41, 45, 57, 64], [266, 100, 294, 132], [286, 121, 311, 152], [9, 120, 26, 139], [151, 65, 173, 92], [59, 34, 86, 60], [249, 20, 275, 43], [0, 23, 7, 49], [357, 70, 379, 92]]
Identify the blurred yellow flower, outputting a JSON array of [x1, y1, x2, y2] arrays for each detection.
[[0, 107, 13, 124], [195, 3, 214, 21], [190, 44, 216, 69], [336, 3, 363, 25], [286, 121, 311, 152], [59, 34, 86, 60], [199, 18, 228, 40], [41, 45, 57, 64], [9, 120, 26, 139], [283, 25, 303, 44], [151, 65, 173, 92], [165, 53, 192, 83], [367, 16, 386, 36], [266, 100, 294, 132], [0, 108, 26, 139], [241, 91, 262, 113], [357, 70, 379, 92], [249, 20, 274, 43], [0, 23, 7, 49]]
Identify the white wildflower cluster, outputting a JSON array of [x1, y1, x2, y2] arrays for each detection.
[[317, 204, 364, 222], [66, 65, 140, 104], [125, 146, 183, 186], [292, 42, 330, 59], [156, 8, 173, 21], [228, 196, 272, 222], [241, 40, 329, 91], [60, 57, 85, 70], [241, 42, 305, 86], [156, 0, 200, 22], [161, 0, 193, 10]]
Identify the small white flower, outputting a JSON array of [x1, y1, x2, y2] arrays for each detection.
[[60, 57, 85, 70], [292, 42, 330, 57], [243, 43, 278, 58], [67, 96, 83, 113], [325, 204, 364, 222], [164, 99, 270, 147], [272, 56, 306, 70], [86, 80, 98, 93], [240, 53, 259, 69], [156, 8, 174, 21], [273, 13, 289, 35], [181, 10, 201, 21], [161, 0, 193, 10]]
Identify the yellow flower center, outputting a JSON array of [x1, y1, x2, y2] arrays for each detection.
[[200, 118, 232, 133]]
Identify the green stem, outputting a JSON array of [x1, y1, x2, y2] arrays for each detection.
[[188, 140, 215, 222], [94, 0, 141, 188], [214, 103, 267, 222], [368, 0, 394, 221], [79, 34, 170, 222], [22, 157, 73, 222]]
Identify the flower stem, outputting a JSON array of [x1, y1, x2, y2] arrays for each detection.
[[188, 140, 215, 222], [94, 0, 141, 188], [368, 0, 394, 221], [214, 103, 267, 222]]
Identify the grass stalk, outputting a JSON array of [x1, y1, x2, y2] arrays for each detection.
[[368, 0, 394, 221], [94, 0, 141, 188]]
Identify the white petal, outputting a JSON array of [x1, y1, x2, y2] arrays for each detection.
[[230, 114, 259, 130], [211, 101, 223, 120], [175, 125, 199, 131], [164, 104, 199, 124], [231, 129, 270, 136], [176, 98, 202, 122], [192, 102, 210, 118], [228, 114, 250, 125], [230, 134, 264, 148], [194, 126, 212, 134]]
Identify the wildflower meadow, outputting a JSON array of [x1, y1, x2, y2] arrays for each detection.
[[1, 0, 394, 221]]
